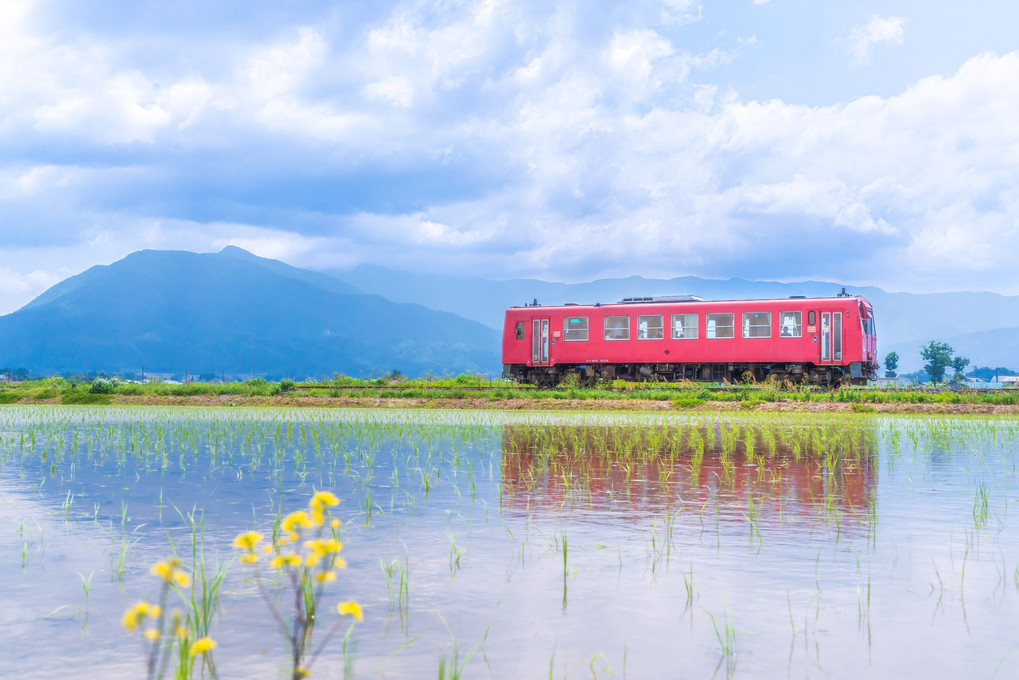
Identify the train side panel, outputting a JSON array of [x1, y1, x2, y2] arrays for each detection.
[[502, 296, 878, 385]]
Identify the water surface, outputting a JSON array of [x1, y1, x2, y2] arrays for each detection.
[[1, 407, 1017, 678]]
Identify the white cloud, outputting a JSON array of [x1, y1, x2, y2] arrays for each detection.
[[660, 0, 702, 25], [0, 266, 65, 314], [4, 0, 1019, 306], [846, 15, 906, 64]]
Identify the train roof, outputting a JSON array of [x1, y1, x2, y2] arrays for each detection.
[[508, 292, 874, 310]]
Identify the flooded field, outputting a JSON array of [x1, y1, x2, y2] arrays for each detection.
[[1, 406, 1018, 678]]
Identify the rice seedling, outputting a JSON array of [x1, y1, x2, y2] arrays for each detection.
[[80, 570, 94, 622]]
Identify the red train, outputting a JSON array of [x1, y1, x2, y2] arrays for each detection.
[[502, 291, 878, 385]]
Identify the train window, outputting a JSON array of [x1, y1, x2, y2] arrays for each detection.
[[743, 312, 771, 338], [604, 316, 630, 341], [779, 311, 802, 338], [671, 314, 698, 339], [515, 322, 525, 340], [705, 313, 733, 339], [808, 311, 816, 326], [563, 317, 589, 341], [637, 315, 663, 340]]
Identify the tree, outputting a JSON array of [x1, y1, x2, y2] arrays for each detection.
[[920, 341, 954, 384], [950, 355, 970, 381], [883, 351, 899, 378]]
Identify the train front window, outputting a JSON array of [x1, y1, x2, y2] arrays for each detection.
[[705, 313, 733, 339], [515, 322, 525, 340], [564, 317, 588, 341], [743, 312, 771, 338], [672, 314, 698, 339], [604, 316, 630, 341], [780, 312, 802, 338], [637, 315, 663, 340]]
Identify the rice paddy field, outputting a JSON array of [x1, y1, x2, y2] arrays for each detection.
[[1, 405, 1018, 678]]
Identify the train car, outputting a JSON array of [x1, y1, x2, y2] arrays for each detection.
[[502, 291, 878, 386]]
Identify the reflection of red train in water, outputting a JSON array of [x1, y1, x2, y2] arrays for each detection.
[[500, 426, 876, 531], [502, 292, 878, 386]]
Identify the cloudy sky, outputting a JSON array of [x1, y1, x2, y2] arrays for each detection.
[[3, 0, 1019, 314]]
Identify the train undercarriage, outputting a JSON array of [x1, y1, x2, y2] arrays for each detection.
[[503, 361, 875, 387]]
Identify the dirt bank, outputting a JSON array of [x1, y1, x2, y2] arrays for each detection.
[[51, 394, 1015, 415]]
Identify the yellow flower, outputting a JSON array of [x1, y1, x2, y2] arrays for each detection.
[[315, 571, 337, 584], [296, 667, 311, 678], [337, 601, 363, 622], [305, 538, 342, 555], [189, 637, 217, 655], [149, 605, 162, 619], [151, 561, 174, 581], [271, 554, 302, 569], [121, 601, 152, 632], [151, 559, 189, 587], [333, 556, 348, 570], [282, 510, 313, 533], [144, 629, 161, 641], [331, 519, 341, 529], [240, 553, 259, 564], [232, 531, 263, 551], [175, 626, 188, 639], [310, 491, 339, 509]]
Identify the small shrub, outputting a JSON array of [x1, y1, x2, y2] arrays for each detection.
[[0, 390, 20, 404], [62, 391, 112, 405], [850, 403, 876, 413], [279, 378, 297, 392], [89, 378, 118, 394]]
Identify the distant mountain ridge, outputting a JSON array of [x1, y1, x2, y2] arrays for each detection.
[[329, 265, 1019, 372], [0, 248, 500, 378], [5, 248, 1014, 378]]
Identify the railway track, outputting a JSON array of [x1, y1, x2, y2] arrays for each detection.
[[295, 383, 1019, 395]]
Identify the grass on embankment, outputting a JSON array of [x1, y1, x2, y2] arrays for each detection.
[[1, 375, 1018, 413]]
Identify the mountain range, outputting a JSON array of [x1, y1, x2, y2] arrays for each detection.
[[329, 265, 1019, 373], [2, 247, 1016, 378], [0, 247, 500, 378]]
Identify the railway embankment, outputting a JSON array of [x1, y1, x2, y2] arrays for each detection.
[[3, 384, 1018, 414]]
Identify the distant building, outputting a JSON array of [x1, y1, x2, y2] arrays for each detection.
[[871, 376, 912, 388], [1000, 375, 1019, 385]]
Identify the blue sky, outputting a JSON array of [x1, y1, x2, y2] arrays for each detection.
[[3, 0, 1019, 314]]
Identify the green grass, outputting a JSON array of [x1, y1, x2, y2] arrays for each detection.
[[1, 375, 1017, 408]]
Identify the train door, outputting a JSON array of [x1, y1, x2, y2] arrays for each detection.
[[818, 311, 843, 365], [531, 318, 550, 366]]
